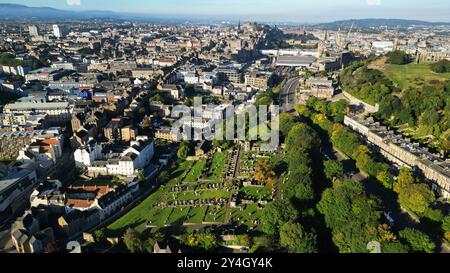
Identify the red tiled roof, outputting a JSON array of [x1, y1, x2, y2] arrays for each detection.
[[39, 146, 53, 154], [41, 138, 59, 146], [68, 185, 112, 195], [65, 199, 94, 208]]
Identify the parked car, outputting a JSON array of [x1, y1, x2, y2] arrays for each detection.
[[383, 211, 395, 226]]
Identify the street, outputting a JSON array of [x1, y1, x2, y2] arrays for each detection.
[[279, 77, 301, 113]]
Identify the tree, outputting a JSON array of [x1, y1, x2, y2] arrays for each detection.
[[261, 199, 298, 236], [254, 160, 276, 188], [317, 180, 382, 253], [137, 169, 146, 183], [288, 171, 315, 203], [236, 235, 252, 247], [329, 100, 349, 122], [376, 170, 395, 189], [381, 241, 410, 253], [399, 183, 435, 216], [177, 142, 190, 159], [271, 79, 286, 94], [399, 228, 436, 253], [186, 232, 219, 252], [313, 100, 329, 115], [286, 123, 320, 157], [144, 231, 165, 253], [443, 216, 450, 232], [387, 50, 410, 65], [394, 168, 415, 193], [303, 71, 313, 79], [443, 216, 450, 243], [250, 235, 278, 253], [430, 59, 450, 73], [279, 221, 318, 253], [279, 113, 297, 137], [94, 228, 107, 243], [150, 93, 165, 104], [295, 104, 311, 117], [123, 228, 143, 253], [306, 96, 319, 109], [324, 160, 344, 180], [255, 94, 273, 107], [142, 117, 151, 128]]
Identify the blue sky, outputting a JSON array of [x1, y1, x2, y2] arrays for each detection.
[[2, 0, 450, 22]]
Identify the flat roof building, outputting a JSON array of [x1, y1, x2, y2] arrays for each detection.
[[276, 55, 317, 67]]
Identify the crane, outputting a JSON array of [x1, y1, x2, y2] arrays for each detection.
[[346, 22, 354, 40]]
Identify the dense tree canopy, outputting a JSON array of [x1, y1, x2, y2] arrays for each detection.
[[261, 199, 299, 236], [317, 180, 383, 253], [341, 62, 398, 105], [186, 232, 220, 252], [399, 228, 436, 253], [279, 113, 297, 137], [279, 221, 318, 253], [123, 228, 143, 253], [324, 160, 344, 181], [177, 142, 190, 159], [386, 50, 411, 65], [286, 123, 321, 162], [255, 93, 274, 107], [381, 241, 410, 253], [430, 59, 450, 73], [394, 168, 436, 217], [376, 81, 450, 152], [253, 160, 276, 188]]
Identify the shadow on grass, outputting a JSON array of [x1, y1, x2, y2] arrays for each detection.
[[106, 220, 146, 237]]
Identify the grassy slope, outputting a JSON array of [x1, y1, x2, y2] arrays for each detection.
[[382, 63, 450, 90]]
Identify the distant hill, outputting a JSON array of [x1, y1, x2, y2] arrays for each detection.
[[1, 4, 450, 26], [315, 18, 450, 28], [0, 3, 193, 23], [0, 3, 120, 20]]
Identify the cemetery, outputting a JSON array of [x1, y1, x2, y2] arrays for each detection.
[[108, 142, 276, 233]]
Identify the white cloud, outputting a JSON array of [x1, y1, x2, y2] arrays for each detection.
[[366, 0, 382, 6], [67, 0, 82, 6]]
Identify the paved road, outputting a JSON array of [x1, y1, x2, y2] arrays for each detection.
[[279, 77, 301, 113]]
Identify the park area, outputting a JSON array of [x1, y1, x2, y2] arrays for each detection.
[[107, 146, 273, 235], [369, 58, 450, 90]]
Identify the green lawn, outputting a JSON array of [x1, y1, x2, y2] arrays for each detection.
[[208, 152, 227, 179], [108, 159, 230, 232], [107, 151, 267, 233], [152, 207, 174, 227], [184, 160, 206, 183], [239, 186, 272, 200], [167, 207, 190, 225], [185, 206, 208, 224], [107, 162, 191, 232], [204, 206, 226, 223], [229, 204, 263, 226], [383, 63, 450, 90], [173, 189, 230, 201]]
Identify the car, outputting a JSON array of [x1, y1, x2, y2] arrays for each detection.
[[383, 212, 395, 226]]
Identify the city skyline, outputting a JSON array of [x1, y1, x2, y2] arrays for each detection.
[[1, 0, 450, 23]]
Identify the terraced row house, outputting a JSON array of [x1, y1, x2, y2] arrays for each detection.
[[344, 115, 450, 199]]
